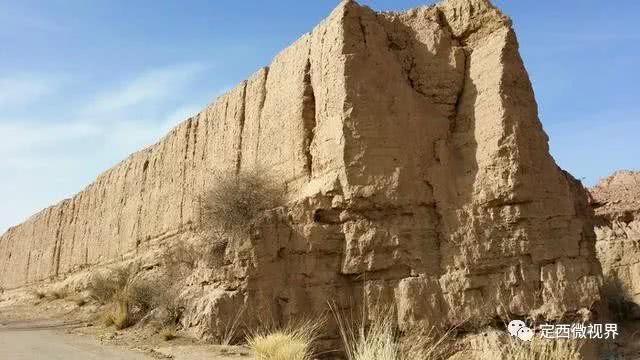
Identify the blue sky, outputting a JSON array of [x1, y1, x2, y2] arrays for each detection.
[[1, 0, 638, 234]]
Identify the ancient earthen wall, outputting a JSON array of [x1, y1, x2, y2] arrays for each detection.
[[0, 0, 602, 334], [591, 171, 640, 304]]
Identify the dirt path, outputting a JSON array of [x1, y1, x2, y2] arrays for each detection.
[[0, 319, 151, 359]]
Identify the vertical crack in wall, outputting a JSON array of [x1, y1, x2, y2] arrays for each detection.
[[255, 67, 269, 166], [25, 250, 31, 284], [235, 82, 248, 175], [451, 47, 469, 134], [180, 119, 193, 227], [302, 59, 317, 179], [52, 207, 64, 276]]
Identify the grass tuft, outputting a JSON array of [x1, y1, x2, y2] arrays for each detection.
[[32, 289, 47, 300], [88, 266, 160, 330], [333, 306, 399, 360], [72, 296, 87, 307], [247, 318, 324, 360], [103, 299, 131, 330], [331, 304, 456, 360], [160, 324, 178, 341], [49, 288, 68, 300]]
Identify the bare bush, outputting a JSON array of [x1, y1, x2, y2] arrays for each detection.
[[88, 266, 132, 305], [161, 241, 200, 280], [153, 280, 185, 326], [88, 266, 162, 330], [201, 170, 285, 238], [32, 289, 46, 300]]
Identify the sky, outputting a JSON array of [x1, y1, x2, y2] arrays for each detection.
[[0, 0, 638, 234]]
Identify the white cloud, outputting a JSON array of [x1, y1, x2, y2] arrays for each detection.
[[0, 73, 61, 109], [0, 63, 225, 235], [0, 121, 102, 154], [86, 63, 207, 114]]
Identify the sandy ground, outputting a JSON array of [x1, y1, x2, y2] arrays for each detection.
[[0, 319, 151, 359], [0, 290, 253, 360], [2, 289, 640, 359]]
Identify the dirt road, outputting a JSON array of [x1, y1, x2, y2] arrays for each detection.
[[0, 319, 151, 360]]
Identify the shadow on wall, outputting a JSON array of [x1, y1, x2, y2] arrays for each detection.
[[602, 276, 640, 321]]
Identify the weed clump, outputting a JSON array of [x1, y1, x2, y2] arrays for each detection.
[[49, 288, 68, 300], [160, 324, 178, 341], [247, 318, 324, 360], [331, 304, 456, 360], [88, 266, 161, 330], [201, 170, 284, 238]]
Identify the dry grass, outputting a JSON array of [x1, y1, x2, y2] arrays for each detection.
[[32, 289, 46, 300], [247, 318, 325, 360], [222, 302, 247, 345], [103, 300, 131, 330], [402, 326, 459, 360], [49, 288, 68, 300], [88, 267, 132, 305], [161, 241, 200, 280], [153, 283, 184, 327], [201, 170, 284, 238], [160, 324, 178, 341], [88, 266, 161, 330], [333, 306, 399, 360], [73, 296, 87, 307], [476, 334, 582, 360], [332, 304, 455, 360]]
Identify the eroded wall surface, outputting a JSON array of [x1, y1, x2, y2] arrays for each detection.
[[591, 171, 640, 305]]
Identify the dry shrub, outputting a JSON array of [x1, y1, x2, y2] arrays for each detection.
[[161, 241, 200, 280], [73, 296, 87, 307], [88, 266, 132, 305], [49, 288, 68, 300], [247, 318, 325, 360], [32, 289, 46, 300], [88, 266, 161, 330], [477, 334, 582, 360], [333, 305, 399, 360], [332, 305, 455, 360], [153, 281, 185, 326], [201, 170, 285, 238], [160, 324, 178, 341], [103, 300, 131, 329]]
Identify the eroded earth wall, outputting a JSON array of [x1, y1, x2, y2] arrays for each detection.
[[0, 0, 602, 334], [591, 171, 640, 305]]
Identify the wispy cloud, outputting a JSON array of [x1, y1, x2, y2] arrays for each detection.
[[0, 62, 225, 234], [0, 73, 62, 109], [0, 121, 101, 154], [86, 63, 207, 114]]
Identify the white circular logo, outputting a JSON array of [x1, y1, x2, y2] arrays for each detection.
[[507, 320, 526, 337]]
